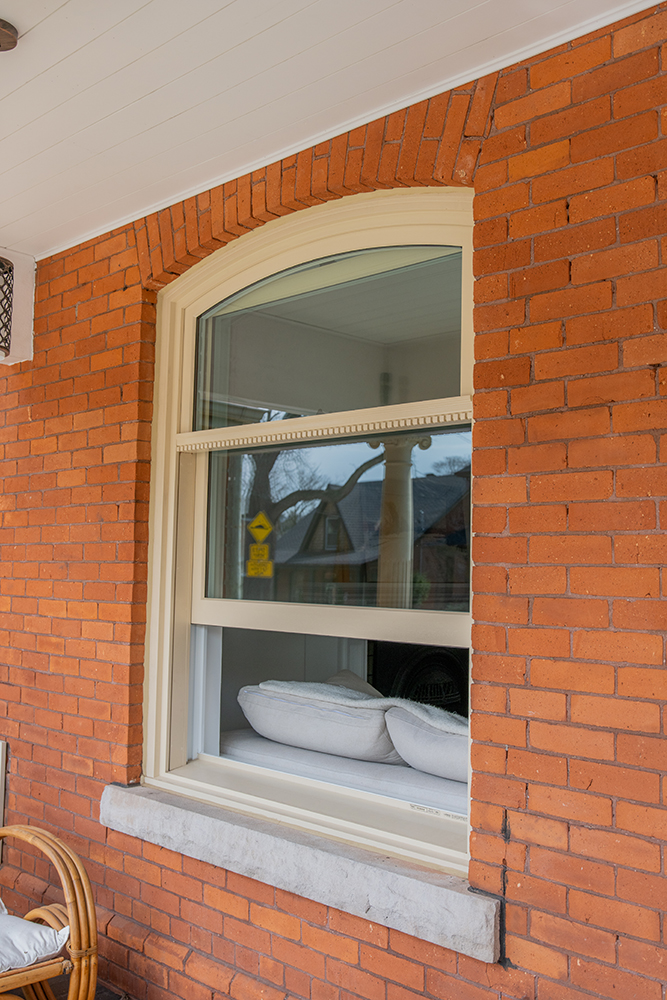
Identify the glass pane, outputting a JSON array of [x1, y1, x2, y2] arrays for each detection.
[[194, 246, 462, 431], [205, 426, 470, 611]]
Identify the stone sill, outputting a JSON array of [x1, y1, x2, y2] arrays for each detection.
[[100, 784, 499, 963]]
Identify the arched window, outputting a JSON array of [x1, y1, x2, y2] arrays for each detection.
[[145, 188, 474, 875]]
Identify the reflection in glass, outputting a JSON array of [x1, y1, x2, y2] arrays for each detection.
[[205, 428, 471, 612], [194, 246, 462, 431]]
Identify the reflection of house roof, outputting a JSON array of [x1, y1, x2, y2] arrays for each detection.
[[274, 473, 469, 567]]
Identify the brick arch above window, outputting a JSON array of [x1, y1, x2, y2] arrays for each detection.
[[133, 73, 497, 291]]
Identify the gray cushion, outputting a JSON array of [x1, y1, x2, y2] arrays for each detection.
[[238, 682, 403, 763], [385, 704, 469, 782]]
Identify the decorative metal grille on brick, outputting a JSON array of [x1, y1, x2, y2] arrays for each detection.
[[0, 256, 12, 358]]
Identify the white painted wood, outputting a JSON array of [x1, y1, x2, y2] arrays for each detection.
[[0, 0, 656, 258]]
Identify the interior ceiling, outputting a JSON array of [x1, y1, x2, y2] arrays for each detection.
[[259, 255, 462, 344], [0, 0, 654, 260]]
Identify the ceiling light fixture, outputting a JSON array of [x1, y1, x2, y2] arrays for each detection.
[[0, 19, 17, 50]]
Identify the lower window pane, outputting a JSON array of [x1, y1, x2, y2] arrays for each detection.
[[206, 426, 471, 611], [188, 625, 469, 815]]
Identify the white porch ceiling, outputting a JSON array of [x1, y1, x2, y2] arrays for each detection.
[[0, 0, 654, 260]]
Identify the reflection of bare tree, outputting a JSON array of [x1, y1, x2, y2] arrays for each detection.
[[270, 452, 328, 534], [433, 456, 469, 475], [247, 451, 280, 518], [266, 453, 384, 524]]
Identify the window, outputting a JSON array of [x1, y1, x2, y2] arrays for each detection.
[[145, 189, 474, 875]]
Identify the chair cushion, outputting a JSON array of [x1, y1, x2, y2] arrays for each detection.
[[0, 899, 69, 974], [385, 704, 468, 782], [238, 681, 403, 763]]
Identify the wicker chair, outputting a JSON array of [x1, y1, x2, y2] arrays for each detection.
[[0, 825, 97, 1000]]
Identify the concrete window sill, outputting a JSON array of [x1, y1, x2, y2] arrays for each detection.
[[100, 784, 499, 963]]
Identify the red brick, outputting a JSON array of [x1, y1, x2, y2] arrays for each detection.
[[574, 47, 659, 101], [532, 158, 615, 203], [508, 566, 567, 595], [505, 870, 567, 914], [571, 957, 661, 1000], [569, 176, 656, 224], [327, 959, 384, 1000], [510, 381, 565, 415], [507, 627, 569, 657], [508, 140, 570, 182], [532, 96, 611, 147], [510, 259, 569, 297], [529, 534, 611, 564], [566, 303, 653, 346], [570, 825, 660, 872], [532, 597, 608, 629], [494, 81, 571, 129], [574, 629, 663, 665], [534, 218, 616, 263], [507, 443, 566, 474], [509, 203, 568, 240], [571, 758, 659, 803], [508, 809, 568, 849], [624, 333, 667, 367], [426, 970, 491, 1000], [531, 470, 613, 502], [568, 433, 656, 468], [613, 598, 667, 629], [531, 282, 613, 323], [530, 659, 614, 693], [619, 201, 667, 244], [531, 910, 615, 962], [614, 9, 667, 56], [570, 111, 658, 163], [510, 321, 563, 354], [618, 266, 667, 306], [568, 500, 655, 531], [569, 890, 660, 941], [571, 694, 660, 733], [359, 946, 423, 990], [571, 565, 659, 598], [473, 594, 529, 624], [529, 721, 615, 760], [505, 935, 568, 980]]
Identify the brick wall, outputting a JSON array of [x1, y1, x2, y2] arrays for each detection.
[[1, 4, 667, 1000]]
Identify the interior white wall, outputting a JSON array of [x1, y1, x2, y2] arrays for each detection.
[[190, 626, 367, 742]]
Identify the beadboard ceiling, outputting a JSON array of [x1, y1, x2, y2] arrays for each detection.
[[0, 0, 654, 260]]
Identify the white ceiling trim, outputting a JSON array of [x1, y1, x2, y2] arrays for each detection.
[[0, 0, 656, 261]]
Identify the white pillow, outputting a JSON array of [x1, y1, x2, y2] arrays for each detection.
[[0, 899, 69, 974], [385, 704, 469, 783], [238, 681, 403, 764]]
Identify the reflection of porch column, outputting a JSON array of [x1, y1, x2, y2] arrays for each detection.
[[376, 436, 430, 609]]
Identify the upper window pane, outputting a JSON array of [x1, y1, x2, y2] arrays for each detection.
[[194, 246, 462, 431]]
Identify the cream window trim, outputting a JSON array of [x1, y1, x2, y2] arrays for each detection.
[[176, 395, 473, 453], [144, 187, 475, 877]]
